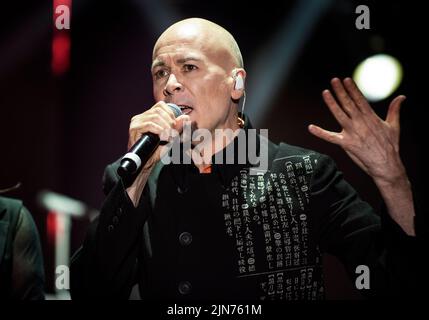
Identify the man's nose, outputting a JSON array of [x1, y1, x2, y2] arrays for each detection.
[[163, 74, 183, 96]]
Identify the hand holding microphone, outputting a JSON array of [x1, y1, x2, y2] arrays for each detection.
[[118, 102, 189, 179]]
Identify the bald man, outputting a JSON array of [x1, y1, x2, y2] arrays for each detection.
[[71, 18, 423, 300]]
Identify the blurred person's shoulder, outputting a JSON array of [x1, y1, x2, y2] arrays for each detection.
[[0, 196, 36, 233], [0, 196, 24, 220]]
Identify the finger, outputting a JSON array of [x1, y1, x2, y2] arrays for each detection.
[[145, 112, 174, 131], [386, 95, 406, 129], [151, 105, 176, 126], [159, 115, 190, 142], [158, 144, 171, 160], [129, 121, 164, 149], [308, 124, 343, 145], [154, 101, 176, 121], [343, 77, 376, 116], [322, 89, 351, 129], [342, 78, 393, 147], [174, 114, 191, 133], [330, 78, 359, 117]]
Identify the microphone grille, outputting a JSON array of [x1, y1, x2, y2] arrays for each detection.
[[167, 103, 183, 118]]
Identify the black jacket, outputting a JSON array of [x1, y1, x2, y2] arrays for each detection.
[[71, 130, 423, 300]]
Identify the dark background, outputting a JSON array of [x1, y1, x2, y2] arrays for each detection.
[[0, 0, 424, 298]]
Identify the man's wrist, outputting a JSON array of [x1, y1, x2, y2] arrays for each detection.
[[126, 169, 151, 207], [373, 169, 409, 190]]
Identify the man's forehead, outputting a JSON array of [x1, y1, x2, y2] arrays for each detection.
[[155, 22, 207, 48], [152, 18, 242, 68], [152, 22, 228, 59], [152, 21, 239, 70], [152, 42, 205, 61], [151, 51, 204, 69], [153, 31, 207, 59]]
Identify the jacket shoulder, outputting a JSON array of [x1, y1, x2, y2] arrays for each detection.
[[270, 142, 337, 176], [274, 142, 323, 160]]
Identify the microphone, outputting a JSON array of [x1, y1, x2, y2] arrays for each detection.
[[117, 103, 182, 179]]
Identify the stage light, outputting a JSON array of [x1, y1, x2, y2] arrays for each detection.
[[353, 54, 403, 102]]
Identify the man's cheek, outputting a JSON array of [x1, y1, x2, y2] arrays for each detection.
[[153, 92, 161, 101]]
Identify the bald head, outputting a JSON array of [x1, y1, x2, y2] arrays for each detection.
[[153, 18, 243, 69], [151, 18, 246, 134]]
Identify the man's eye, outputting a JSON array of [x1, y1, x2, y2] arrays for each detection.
[[183, 64, 198, 72], [154, 69, 169, 79]]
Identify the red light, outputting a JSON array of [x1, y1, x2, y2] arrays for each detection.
[[51, 34, 70, 75], [47, 212, 57, 245], [52, 0, 72, 76]]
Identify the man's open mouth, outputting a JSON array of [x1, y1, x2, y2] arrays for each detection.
[[178, 105, 193, 115]]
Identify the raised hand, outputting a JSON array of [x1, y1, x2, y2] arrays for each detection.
[[308, 77, 406, 185]]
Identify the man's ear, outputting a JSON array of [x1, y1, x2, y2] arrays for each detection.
[[231, 68, 246, 100]]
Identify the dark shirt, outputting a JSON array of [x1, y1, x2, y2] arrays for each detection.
[[0, 196, 45, 299], [71, 125, 422, 300]]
